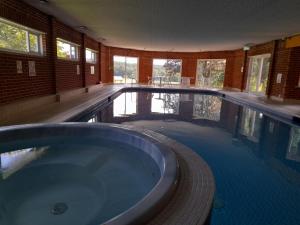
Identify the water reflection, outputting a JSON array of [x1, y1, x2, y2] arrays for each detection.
[[193, 95, 222, 121], [239, 108, 263, 142], [113, 92, 137, 117], [151, 93, 179, 114], [0, 147, 47, 179], [287, 127, 300, 162], [78, 90, 300, 225]]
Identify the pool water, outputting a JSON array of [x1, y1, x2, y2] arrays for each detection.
[[78, 91, 300, 225], [0, 136, 160, 225]]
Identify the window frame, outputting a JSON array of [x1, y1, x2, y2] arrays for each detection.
[[113, 55, 139, 84], [0, 17, 45, 56], [152, 58, 183, 84], [56, 38, 80, 61], [85, 48, 98, 64]]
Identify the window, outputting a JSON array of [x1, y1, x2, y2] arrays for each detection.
[[56, 38, 79, 60], [152, 59, 182, 85], [246, 54, 271, 94], [196, 59, 226, 89], [85, 48, 97, 63], [0, 17, 43, 55], [113, 56, 138, 83]]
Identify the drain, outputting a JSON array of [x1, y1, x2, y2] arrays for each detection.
[[51, 202, 68, 215]]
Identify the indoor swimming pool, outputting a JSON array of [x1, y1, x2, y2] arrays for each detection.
[[76, 90, 300, 225]]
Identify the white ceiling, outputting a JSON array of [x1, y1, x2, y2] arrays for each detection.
[[24, 0, 300, 52]]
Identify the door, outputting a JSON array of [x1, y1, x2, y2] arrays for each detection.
[[246, 54, 271, 95]]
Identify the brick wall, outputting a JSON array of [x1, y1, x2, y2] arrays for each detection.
[[55, 20, 83, 92], [101, 46, 239, 86], [0, 0, 103, 104], [1, 0, 300, 105], [284, 47, 300, 100], [0, 0, 54, 104], [84, 36, 100, 86]]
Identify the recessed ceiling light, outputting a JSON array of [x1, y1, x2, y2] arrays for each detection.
[[78, 26, 88, 30]]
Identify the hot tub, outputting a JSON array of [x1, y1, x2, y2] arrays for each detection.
[[0, 123, 178, 225]]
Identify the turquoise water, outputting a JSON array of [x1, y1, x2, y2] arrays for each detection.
[[79, 91, 300, 225], [0, 137, 160, 225]]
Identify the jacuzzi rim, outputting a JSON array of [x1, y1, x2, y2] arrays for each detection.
[[0, 122, 179, 225]]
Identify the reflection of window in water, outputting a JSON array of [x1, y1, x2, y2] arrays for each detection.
[[0, 147, 47, 179], [193, 95, 222, 121], [240, 108, 263, 142], [88, 117, 97, 123], [113, 92, 137, 117], [151, 93, 179, 114], [286, 127, 300, 162]]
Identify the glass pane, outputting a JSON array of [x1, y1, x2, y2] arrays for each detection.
[[0, 21, 27, 52], [125, 57, 138, 84], [85, 49, 92, 61], [247, 55, 270, 94], [259, 57, 270, 93], [71, 46, 76, 59], [113, 56, 126, 83], [196, 59, 226, 88], [29, 33, 39, 53], [57, 40, 71, 59], [249, 58, 261, 92], [152, 59, 182, 84]]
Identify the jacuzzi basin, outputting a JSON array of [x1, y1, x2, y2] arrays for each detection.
[[0, 123, 178, 225]]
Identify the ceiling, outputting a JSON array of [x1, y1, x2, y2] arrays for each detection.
[[24, 0, 300, 52]]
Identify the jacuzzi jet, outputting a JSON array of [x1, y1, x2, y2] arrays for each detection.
[[51, 202, 68, 215]]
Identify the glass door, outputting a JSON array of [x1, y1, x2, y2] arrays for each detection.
[[196, 59, 226, 89], [246, 54, 271, 95], [113, 56, 138, 84]]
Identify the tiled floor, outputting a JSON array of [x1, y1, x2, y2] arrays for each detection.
[[0, 84, 299, 126]]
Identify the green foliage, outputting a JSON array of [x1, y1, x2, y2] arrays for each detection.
[[0, 22, 27, 51], [153, 59, 182, 83], [197, 60, 226, 88], [57, 40, 69, 58], [113, 58, 138, 83]]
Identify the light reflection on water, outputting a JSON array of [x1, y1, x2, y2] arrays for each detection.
[[79, 91, 300, 225], [0, 147, 47, 179]]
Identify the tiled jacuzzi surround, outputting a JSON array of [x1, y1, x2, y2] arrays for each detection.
[[0, 123, 215, 225]]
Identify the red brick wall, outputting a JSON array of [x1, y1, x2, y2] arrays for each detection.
[[1, 0, 300, 105], [0, 0, 54, 104], [101, 46, 239, 86], [284, 47, 300, 100], [269, 41, 291, 98], [223, 50, 245, 90], [0, 0, 102, 104], [84, 36, 100, 86], [55, 20, 83, 92]]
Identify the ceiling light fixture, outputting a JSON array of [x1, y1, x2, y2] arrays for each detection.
[[78, 26, 88, 30], [243, 43, 253, 51]]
